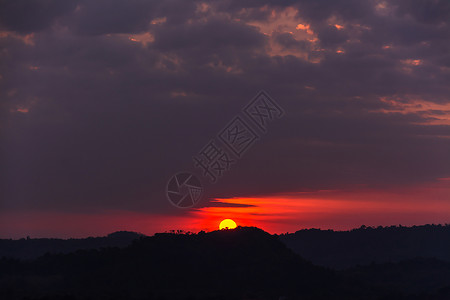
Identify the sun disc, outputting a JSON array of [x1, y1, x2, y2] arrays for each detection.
[[219, 219, 237, 230]]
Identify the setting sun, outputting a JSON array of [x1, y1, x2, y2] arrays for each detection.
[[219, 219, 237, 230]]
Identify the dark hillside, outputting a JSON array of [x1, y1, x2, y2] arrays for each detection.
[[279, 224, 450, 269]]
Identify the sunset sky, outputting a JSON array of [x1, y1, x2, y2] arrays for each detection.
[[1, 0, 450, 238]]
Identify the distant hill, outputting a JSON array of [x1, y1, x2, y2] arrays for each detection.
[[0, 231, 143, 259], [1, 226, 450, 299], [3, 224, 450, 270], [279, 224, 450, 269], [342, 257, 450, 296], [0, 227, 339, 300]]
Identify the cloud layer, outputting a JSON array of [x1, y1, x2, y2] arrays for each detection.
[[1, 0, 450, 216]]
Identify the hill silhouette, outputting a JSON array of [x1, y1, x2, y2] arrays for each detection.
[[342, 257, 450, 296], [0, 231, 143, 260], [0, 227, 340, 299], [1, 226, 450, 299], [3, 224, 450, 270], [279, 224, 450, 269]]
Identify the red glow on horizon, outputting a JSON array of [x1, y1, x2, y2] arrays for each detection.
[[192, 179, 450, 233], [1, 179, 450, 238]]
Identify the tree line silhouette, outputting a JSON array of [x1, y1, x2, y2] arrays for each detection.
[[0, 225, 449, 299]]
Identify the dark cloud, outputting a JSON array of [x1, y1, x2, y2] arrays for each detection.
[[315, 25, 349, 47], [1, 0, 450, 215], [396, 0, 450, 24], [0, 0, 78, 33], [66, 0, 162, 35], [152, 17, 266, 51], [273, 32, 309, 50]]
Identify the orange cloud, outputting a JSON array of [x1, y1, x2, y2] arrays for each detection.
[[246, 7, 321, 62], [374, 96, 450, 125], [0, 31, 35, 46], [128, 32, 154, 46]]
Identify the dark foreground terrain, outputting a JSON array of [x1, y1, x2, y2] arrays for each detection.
[[279, 224, 450, 269], [1, 226, 450, 299]]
